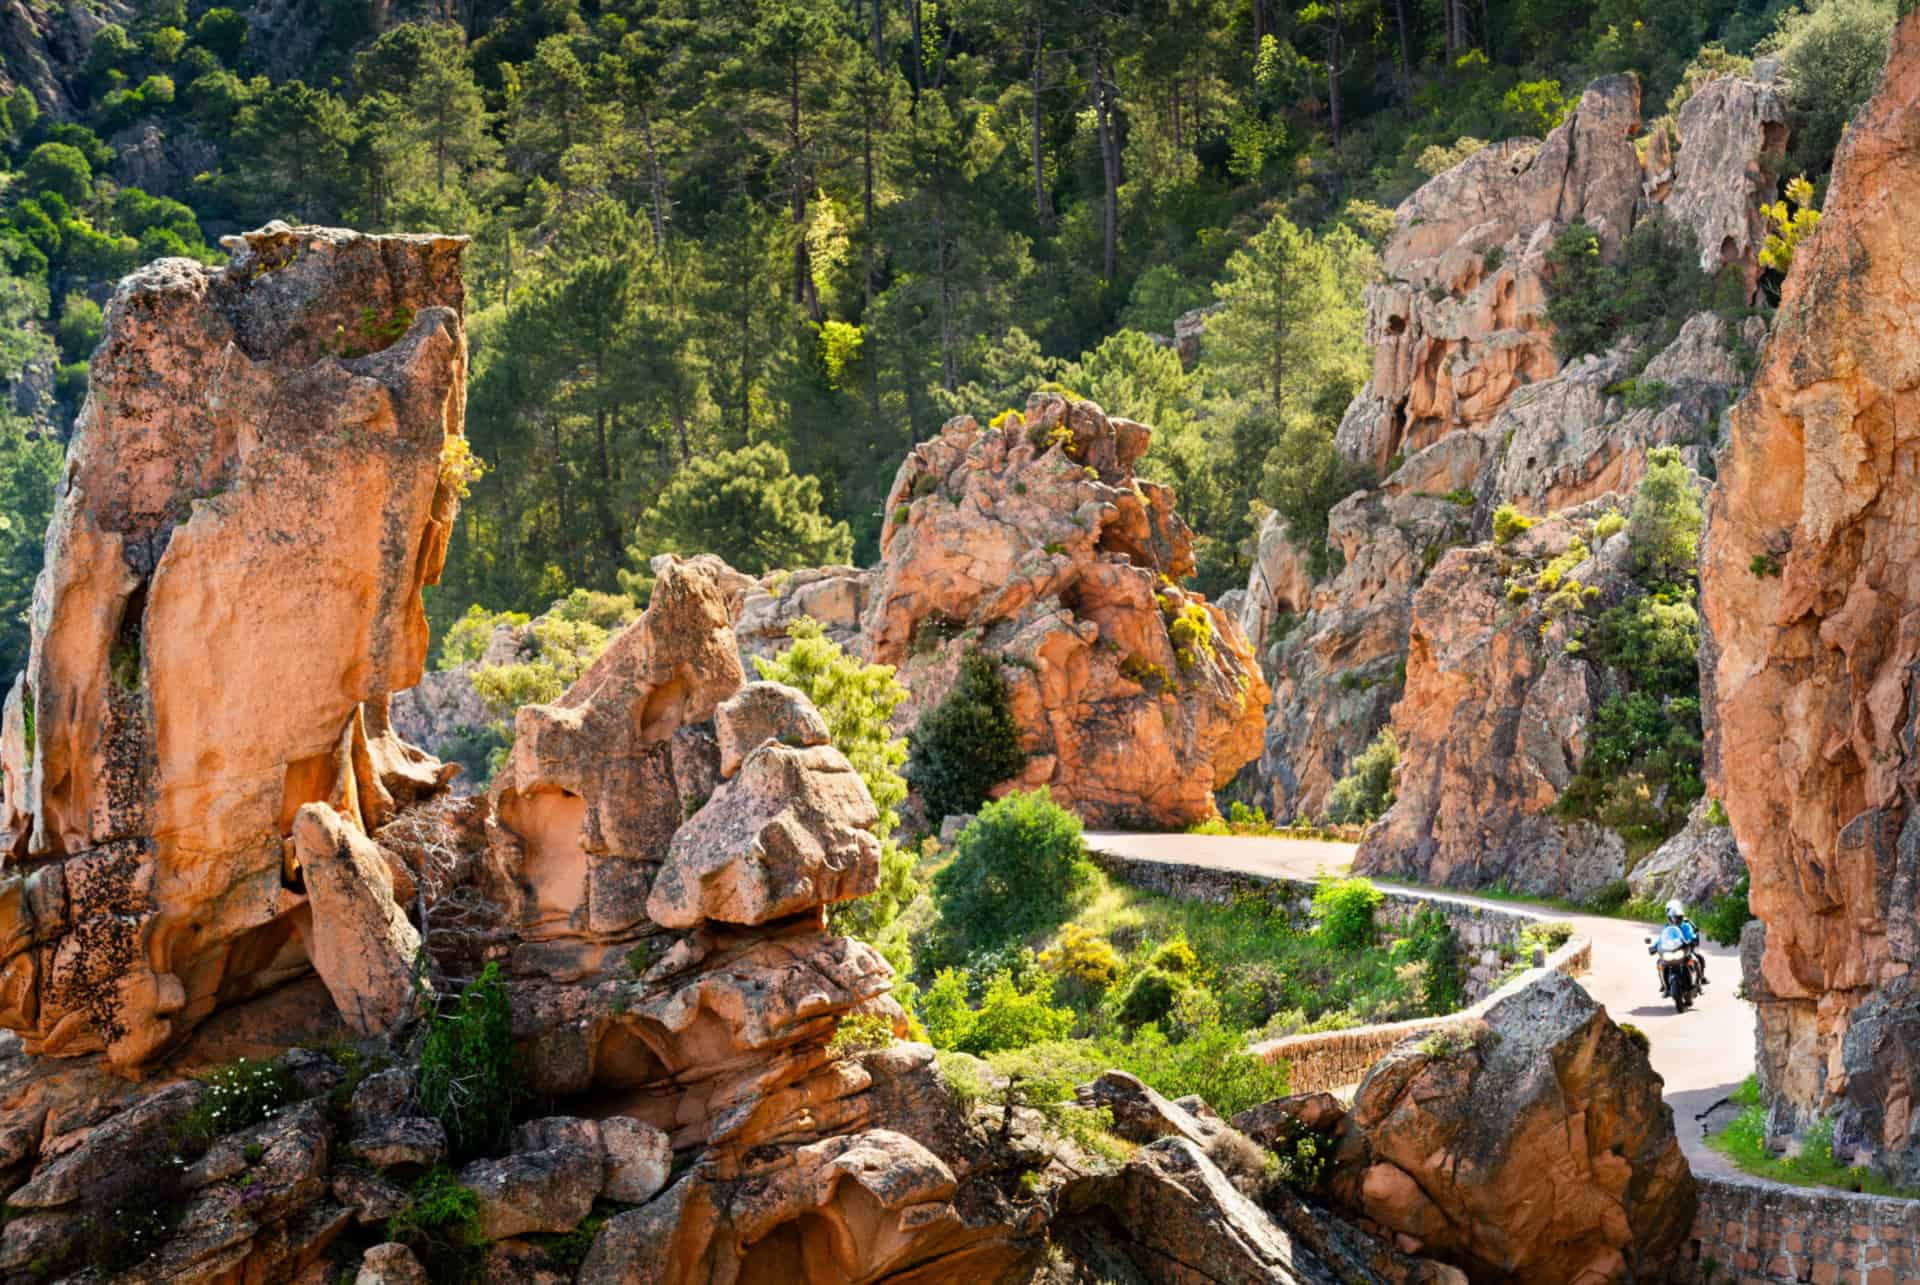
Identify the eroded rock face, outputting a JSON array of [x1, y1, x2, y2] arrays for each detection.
[[1701, 10, 1920, 1154], [1356, 502, 1634, 900], [0, 223, 468, 1067], [865, 392, 1268, 828], [1247, 70, 1780, 825], [1326, 973, 1694, 1283], [1340, 75, 1643, 474]]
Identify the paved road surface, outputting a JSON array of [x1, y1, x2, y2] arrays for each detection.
[[1087, 832, 1752, 1177]]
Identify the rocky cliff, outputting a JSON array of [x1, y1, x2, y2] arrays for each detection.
[[865, 393, 1268, 828], [0, 222, 468, 1068], [1701, 9, 1920, 1174], [1250, 67, 1784, 831], [1355, 501, 1637, 899]]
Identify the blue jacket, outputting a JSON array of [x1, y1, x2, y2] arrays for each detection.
[[1652, 920, 1697, 953]]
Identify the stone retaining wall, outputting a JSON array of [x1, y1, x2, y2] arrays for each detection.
[[1250, 933, 1593, 1093], [1090, 849, 1592, 1095], [1681, 1173, 1920, 1284]]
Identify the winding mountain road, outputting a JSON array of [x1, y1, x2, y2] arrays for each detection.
[[1087, 832, 1753, 1177]]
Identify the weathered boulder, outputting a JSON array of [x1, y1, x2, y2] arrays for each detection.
[[714, 681, 830, 780], [291, 802, 423, 1036], [1341, 75, 1643, 473], [487, 558, 744, 954], [730, 563, 871, 664], [1055, 1135, 1345, 1284], [1701, 9, 1920, 1152], [1326, 973, 1693, 1283], [1256, 484, 1472, 821], [598, 1114, 670, 1204], [863, 393, 1266, 827], [1491, 311, 1757, 518], [1356, 503, 1634, 899], [1627, 797, 1746, 910], [0, 222, 467, 1068], [646, 741, 881, 929], [356, 1243, 429, 1285], [1660, 68, 1792, 297], [458, 1117, 602, 1239], [1239, 511, 1315, 659]]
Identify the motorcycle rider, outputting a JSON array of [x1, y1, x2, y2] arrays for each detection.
[[1649, 898, 1705, 996]]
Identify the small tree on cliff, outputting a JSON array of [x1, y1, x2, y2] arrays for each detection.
[[907, 648, 1028, 825], [931, 787, 1093, 961], [1626, 447, 1702, 589]]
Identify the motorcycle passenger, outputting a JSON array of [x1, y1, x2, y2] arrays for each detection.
[[1649, 899, 1705, 996]]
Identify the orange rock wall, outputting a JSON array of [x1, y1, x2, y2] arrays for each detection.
[[1701, 12, 1920, 1140]]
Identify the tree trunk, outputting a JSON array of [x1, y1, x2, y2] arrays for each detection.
[[1091, 44, 1119, 283], [1252, 0, 1268, 55], [863, 101, 877, 308], [1326, 0, 1343, 146], [640, 106, 668, 246], [790, 59, 813, 314], [909, 0, 923, 99], [592, 406, 623, 569], [1393, 0, 1412, 112], [1030, 19, 1054, 226]]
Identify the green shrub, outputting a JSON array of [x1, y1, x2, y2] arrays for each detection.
[[1038, 924, 1121, 993], [1116, 966, 1187, 1029], [1545, 216, 1707, 361], [1492, 503, 1535, 544], [1592, 509, 1626, 541], [907, 649, 1027, 824], [1104, 1014, 1291, 1118], [1147, 934, 1200, 975], [1393, 909, 1465, 1013], [1700, 874, 1754, 947], [827, 1010, 896, 1058], [387, 1165, 488, 1283], [1326, 729, 1398, 825], [1627, 447, 1703, 589], [930, 788, 1093, 960], [417, 962, 524, 1161], [1706, 797, 1729, 827], [1311, 876, 1383, 950], [1619, 1022, 1650, 1054], [919, 967, 1073, 1054]]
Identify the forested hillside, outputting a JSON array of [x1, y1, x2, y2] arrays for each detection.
[[0, 0, 1895, 670]]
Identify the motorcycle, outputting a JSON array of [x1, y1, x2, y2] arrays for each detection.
[[1646, 937, 1702, 1013]]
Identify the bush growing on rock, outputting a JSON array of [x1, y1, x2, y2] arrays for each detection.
[[919, 967, 1073, 1055], [931, 788, 1094, 961], [1626, 447, 1703, 588], [1325, 728, 1398, 825], [416, 962, 524, 1161], [1544, 216, 1708, 361], [907, 649, 1028, 823]]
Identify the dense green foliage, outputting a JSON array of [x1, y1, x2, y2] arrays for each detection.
[[906, 649, 1028, 823], [416, 962, 526, 1161], [909, 856, 1468, 1118], [0, 0, 1873, 664], [1544, 215, 1710, 361], [929, 787, 1095, 963]]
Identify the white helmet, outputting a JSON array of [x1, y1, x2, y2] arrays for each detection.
[[1666, 899, 1685, 922]]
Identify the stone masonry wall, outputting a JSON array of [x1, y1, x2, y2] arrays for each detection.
[[1681, 1174, 1920, 1284]]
